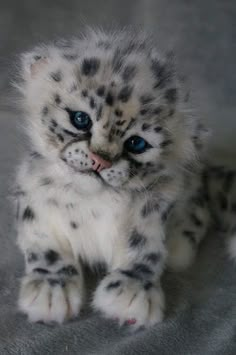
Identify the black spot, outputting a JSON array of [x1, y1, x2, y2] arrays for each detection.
[[115, 109, 123, 117], [89, 97, 96, 109], [183, 230, 197, 245], [48, 278, 65, 287], [51, 119, 57, 128], [116, 120, 125, 126], [81, 89, 88, 98], [96, 85, 105, 97], [169, 109, 175, 117], [190, 213, 203, 227], [50, 71, 62, 82], [140, 95, 153, 105], [218, 192, 228, 210], [154, 126, 163, 133], [161, 203, 174, 221], [105, 92, 114, 106], [145, 252, 161, 264], [118, 86, 133, 103], [57, 133, 64, 142], [33, 268, 49, 274], [70, 221, 78, 229], [63, 53, 78, 61], [57, 265, 79, 277], [30, 151, 42, 159], [42, 107, 48, 115], [97, 40, 111, 50], [27, 252, 39, 263], [40, 177, 53, 186], [133, 263, 153, 276], [144, 282, 153, 290], [55, 94, 61, 105], [106, 281, 121, 290], [112, 49, 124, 73], [151, 59, 172, 89], [141, 201, 160, 218], [22, 206, 35, 221], [81, 57, 100, 76], [122, 64, 137, 82], [142, 123, 151, 131], [129, 229, 146, 248], [45, 250, 60, 265], [153, 107, 163, 115], [165, 88, 178, 103], [34, 55, 42, 61]]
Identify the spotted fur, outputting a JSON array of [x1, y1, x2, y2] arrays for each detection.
[[14, 29, 236, 329]]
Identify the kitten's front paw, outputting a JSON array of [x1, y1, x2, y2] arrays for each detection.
[[18, 272, 83, 324], [93, 271, 164, 329]]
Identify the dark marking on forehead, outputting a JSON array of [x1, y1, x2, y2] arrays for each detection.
[[125, 117, 136, 131], [105, 92, 114, 106], [103, 122, 109, 129], [50, 71, 62, 82], [140, 108, 151, 116], [112, 49, 124, 73], [154, 126, 163, 133], [96, 85, 105, 97], [63, 53, 78, 61], [122, 64, 137, 82], [165, 88, 178, 103], [153, 107, 163, 115], [118, 85, 133, 103], [115, 108, 123, 117], [116, 120, 126, 126], [168, 109, 175, 117], [89, 96, 96, 109], [151, 59, 172, 89], [42, 106, 49, 115], [97, 40, 111, 50], [55, 94, 61, 105], [142, 123, 151, 131], [140, 94, 154, 105], [81, 57, 100, 76], [81, 89, 88, 98]]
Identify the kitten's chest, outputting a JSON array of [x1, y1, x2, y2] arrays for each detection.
[[64, 188, 131, 265]]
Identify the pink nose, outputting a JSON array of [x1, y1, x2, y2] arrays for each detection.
[[89, 152, 112, 172]]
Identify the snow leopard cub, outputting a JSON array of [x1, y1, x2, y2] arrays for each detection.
[[14, 29, 235, 329]]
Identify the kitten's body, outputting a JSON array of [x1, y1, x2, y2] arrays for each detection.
[[14, 29, 236, 329]]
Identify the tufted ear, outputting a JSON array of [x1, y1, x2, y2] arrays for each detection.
[[21, 46, 50, 80]]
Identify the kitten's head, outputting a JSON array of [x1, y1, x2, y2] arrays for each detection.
[[18, 29, 205, 191]]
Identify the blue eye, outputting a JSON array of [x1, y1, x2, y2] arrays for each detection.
[[124, 136, 151, 154], [66, 109, 92, 131]]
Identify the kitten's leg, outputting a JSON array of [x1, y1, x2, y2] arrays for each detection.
[[93, 201, 168, 329], [17, 201, 84, 324], [166, 194, 210, 271]]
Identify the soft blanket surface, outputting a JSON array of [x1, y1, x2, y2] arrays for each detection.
[[0, 1, 235, 354]]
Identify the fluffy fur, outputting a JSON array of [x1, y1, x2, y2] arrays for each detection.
[[13, 29, 236, 329]]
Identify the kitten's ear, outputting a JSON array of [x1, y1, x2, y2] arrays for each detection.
[[21, 47, 50, 79]]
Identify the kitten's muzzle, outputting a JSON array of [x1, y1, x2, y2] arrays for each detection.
[[89, 152, 112, 172]]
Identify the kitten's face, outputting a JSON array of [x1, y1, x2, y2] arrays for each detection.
[[21, 32, 197, 190]]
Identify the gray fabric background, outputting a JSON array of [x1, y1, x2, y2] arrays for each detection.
[[0, 1, 235, 354]]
